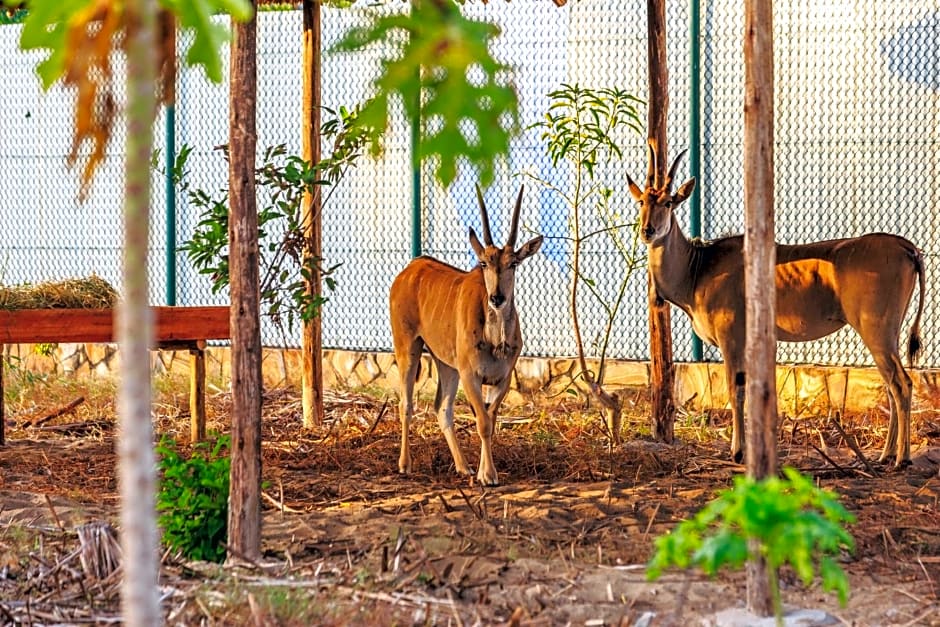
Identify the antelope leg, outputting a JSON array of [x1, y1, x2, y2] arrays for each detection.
[[433, 360, 472, 476], [461, 373, 499, 486]]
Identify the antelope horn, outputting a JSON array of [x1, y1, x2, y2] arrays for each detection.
[[665, 149, 689, 192], [646, 138, 658, 189], [475, 184, 494, 246], [507, 185, 524, 248]]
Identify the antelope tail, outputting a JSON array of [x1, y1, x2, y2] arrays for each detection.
[[907, 247, 925, 367]]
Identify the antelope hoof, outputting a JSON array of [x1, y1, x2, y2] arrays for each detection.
[[398, 458, 412, 475], [477, 470, 499, 487], [892, 458, 913, 471]]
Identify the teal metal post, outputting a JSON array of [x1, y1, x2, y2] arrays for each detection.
[[165, 104, 177, 305], [411, 70, 422, 258], [689, 0, 703, 360]]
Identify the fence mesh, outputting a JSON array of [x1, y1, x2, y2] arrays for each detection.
[[1, 1, 938, 368]]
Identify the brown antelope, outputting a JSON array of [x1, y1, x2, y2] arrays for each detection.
[[389, 185, 543, 485], [628, 142, 925, 469]]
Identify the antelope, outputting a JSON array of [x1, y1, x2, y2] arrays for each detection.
[[628, 142, 925, 469], [389, 185, 543, 485]]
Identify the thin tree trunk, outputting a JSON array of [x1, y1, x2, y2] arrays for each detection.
[[301, 0, 324, 428], [227, 4, 262, 562], [743, 0, 778, 616], [118, 0, 160, 623], [646, 0, 675, 443]]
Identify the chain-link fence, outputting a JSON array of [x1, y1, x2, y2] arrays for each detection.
[[1, 1, 938, 367]]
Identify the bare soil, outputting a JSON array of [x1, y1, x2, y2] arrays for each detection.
[[0, 377, 938, 626]]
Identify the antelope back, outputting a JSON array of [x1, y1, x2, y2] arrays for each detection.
[[469, 184, 543, 311], [627, 141, 696, 244]]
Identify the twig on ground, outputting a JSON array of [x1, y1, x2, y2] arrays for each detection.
[[367, 398, 389, 436], [261, 490, 303, 514], [22, 396, 85, 429], [807, 441, 852, 477], [829, 413, 879, 476]]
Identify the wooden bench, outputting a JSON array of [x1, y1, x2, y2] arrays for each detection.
[[0, 306, 230, 445]]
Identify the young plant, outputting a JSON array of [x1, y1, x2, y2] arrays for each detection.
[[525, 84, 644, 443], [174, 106, 370, 337], [647, 466, 856, 623], [157, 434, 231, 563]]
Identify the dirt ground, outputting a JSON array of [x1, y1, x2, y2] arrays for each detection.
[[0, 376, 938, 626]]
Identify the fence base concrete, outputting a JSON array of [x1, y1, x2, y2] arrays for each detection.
[[5, 344, 939, 418]]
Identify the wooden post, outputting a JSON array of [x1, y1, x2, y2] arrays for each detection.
[[743, 0, 778, 615], [189, 342, 207, 443], [227, 2, 263, 562], [647, 0, 676, 443], [301, 0, 324, 428]]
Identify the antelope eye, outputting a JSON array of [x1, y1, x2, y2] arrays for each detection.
[[479, 261, 488, 269], [510, 261, 520, 269]]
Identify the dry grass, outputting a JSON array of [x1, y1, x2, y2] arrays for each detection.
[[0, 274, 118, 310]]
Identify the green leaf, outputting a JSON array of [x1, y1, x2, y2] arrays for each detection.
[[18, 1, 93, 89], [19, 0, 252, 90], [645, 467, 855, 611], [161, 0, 253, 83], [332, 2, 518, 187]]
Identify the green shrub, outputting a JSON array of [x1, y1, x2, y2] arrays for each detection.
[[647, 466, 856, 620], [157, 434, 230, 563]]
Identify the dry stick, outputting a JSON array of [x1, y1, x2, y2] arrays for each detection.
[[367, 398, 389, 436], [456, 487, 484, 521], [642, 502, 661, 540], [392, 526, 406, 573], [23, 396, 85, 429], [445, 589, 465, 627], [900, 604, 940, 627], [35, 419, 111, 434], [260, 490, 303, 514], [807, 441, 852, 477], [43, 494, 64, 532], [437, 493, 454, 513], [829, 413, 879, 476]]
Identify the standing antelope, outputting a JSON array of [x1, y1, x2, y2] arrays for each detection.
[[389, 185, 543, 485], [628, 142, 925, 469]]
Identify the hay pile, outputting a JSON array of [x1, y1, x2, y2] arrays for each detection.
[[0, 275, 118, 310]]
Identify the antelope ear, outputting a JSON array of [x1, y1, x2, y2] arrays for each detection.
[[674, 178, 696, 204], [626, 174, 643, 201], [469, 228, 485, 256], [515, 235, 543, 261]]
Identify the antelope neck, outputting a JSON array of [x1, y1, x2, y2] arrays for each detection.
[[648, 215, 697, 309], [484, 303, 516, 350]]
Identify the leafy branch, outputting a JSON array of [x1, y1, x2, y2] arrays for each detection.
[[333, 0, 518, 187], [174, 106, 370, 336], [648, 467, 856, 622]]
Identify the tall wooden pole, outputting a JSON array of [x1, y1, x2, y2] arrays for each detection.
[[227, 1, 262, 561], [119, 0, 160, 621], [301, 0, 324, 427], [647, 0, 676, 443], [743, 0, 778, 615]]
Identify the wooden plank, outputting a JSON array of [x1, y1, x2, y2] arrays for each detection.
[[154, 306, 230, 343], [0, 306, 229, 344]]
